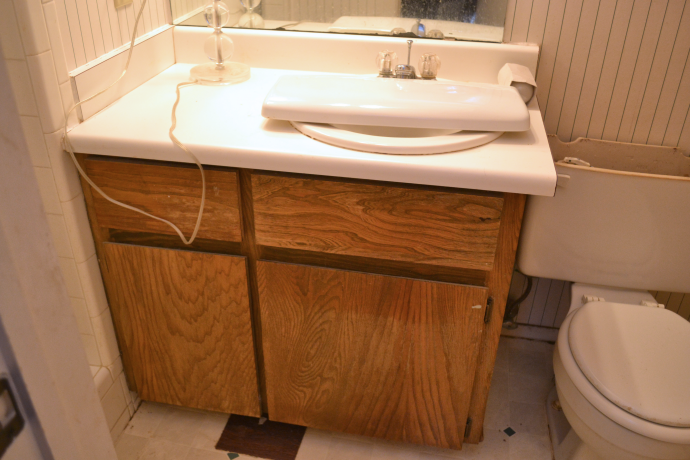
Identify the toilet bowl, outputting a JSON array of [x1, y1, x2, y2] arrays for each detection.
[[516, 138, 690, 460], [551, 285, 690, 460]]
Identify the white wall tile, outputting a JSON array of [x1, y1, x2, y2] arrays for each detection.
[[12, 0, 52, 55], [70, 296, 93, 334], [91, 365, 100, 377], [43, 1, 70, 84], [81, 333, 102, 365], [5, 60, 39, 116], [94, 366, 114, 399], [101, 375, 128, 429], [45, 129, 83, 202], [61, 194, 96, 263], [59, 80, 79, 129], [107, 357, 124, 382], [0, 0, 26, 60], [45, 212, 74, 257], [27, 51, 65, 133], [127, 401, 137, 417], [21, 116, 51, 167], [77, 254, 110, 317], [110, 407, 132, 442], [33, 166, 64, 214], [119, 373, 132, 405], [91, 309, 121, 366], [58, 256, 84, 297]]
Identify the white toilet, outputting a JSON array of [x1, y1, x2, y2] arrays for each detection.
[[517, 139, 690, 460]]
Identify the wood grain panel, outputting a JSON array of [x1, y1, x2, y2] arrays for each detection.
[[259, 246, 488, 286], [83, 156, 242, 242], [465, 193, 526, 443], [252, 175, 504, 271], [101, 243, 260, 416], [258, 261, 489, 450]]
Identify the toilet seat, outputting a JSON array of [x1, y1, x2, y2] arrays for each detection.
[[558, 303, 690, 445], [568, 302, 690, 428]]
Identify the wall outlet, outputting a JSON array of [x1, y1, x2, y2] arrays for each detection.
[[114, 0, 133, 8]]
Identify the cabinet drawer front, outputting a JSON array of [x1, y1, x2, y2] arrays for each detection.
[[252, 175, 503, 270], [102, 243, 260, 416], [258, 261, 488, 449], [84, 157, 242, 242]]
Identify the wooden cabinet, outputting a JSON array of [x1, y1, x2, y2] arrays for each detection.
[[83, 156, 242, 242], [77, 154, 526, 450], [257, 261, 489, 449], [252, 174, 504, 271], [101, 243, 260, 416]]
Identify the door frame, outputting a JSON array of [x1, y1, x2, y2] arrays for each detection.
[[0, 54, 118, 460]]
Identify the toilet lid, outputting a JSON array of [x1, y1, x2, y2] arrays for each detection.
[[569, 302, 690, 428]]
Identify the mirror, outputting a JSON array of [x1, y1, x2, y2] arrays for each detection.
[[172, 0, 509, 43]]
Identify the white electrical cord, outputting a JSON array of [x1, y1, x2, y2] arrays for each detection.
[[62, 0, 205, 245]]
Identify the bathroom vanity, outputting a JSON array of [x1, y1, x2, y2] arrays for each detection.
[[66, 28, 556, 450], [77, 155, 524, 450]]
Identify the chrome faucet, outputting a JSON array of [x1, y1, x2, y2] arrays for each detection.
[[394, 40, 417, 79], [376, 40, 440, 80]]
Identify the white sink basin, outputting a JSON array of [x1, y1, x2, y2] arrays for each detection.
[[292, 122, 502, 155]]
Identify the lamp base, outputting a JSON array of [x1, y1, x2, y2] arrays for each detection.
[[190, 62, 250, 86]]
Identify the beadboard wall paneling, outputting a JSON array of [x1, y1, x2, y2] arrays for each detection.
[[504, 0, 690, 153], [511, 275, 572, 329], [55, 0, 170, 71], [513, 280, 690, 330], [171, 0, 207, 24], [651, 292, 690, 319]]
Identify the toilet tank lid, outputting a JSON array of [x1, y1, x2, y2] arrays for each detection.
[[569, 302, 690, 428]]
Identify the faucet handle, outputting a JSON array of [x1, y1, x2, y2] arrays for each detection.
[[376, 50, 398, 77], [419, 53, 441, 79]]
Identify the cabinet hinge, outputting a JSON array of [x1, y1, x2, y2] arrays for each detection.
[[484, 297, 494, 323], [464, 417, 473, 438]]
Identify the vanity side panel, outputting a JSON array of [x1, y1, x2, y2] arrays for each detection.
[[101, 243, 261, 416], [258, 261, 488, 450], [83, 157, 242, 242], [252, 174, 504, 271], [465, 193, 527, 443]]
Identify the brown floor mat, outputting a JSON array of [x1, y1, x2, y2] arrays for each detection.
[[215, 415, 307, 460]]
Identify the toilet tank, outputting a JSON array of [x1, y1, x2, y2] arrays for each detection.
[[517, 137, 690, 294]]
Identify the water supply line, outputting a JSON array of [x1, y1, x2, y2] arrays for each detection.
[[502, 272, 533, 329]]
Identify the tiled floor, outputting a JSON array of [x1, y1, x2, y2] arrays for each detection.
[[115, 337, 555, 460]]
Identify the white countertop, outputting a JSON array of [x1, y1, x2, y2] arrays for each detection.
[[68, 63, 557, 196]]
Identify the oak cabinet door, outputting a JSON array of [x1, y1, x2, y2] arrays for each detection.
[[258, 261, 489, 449], [102, 243, 260, 416]]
